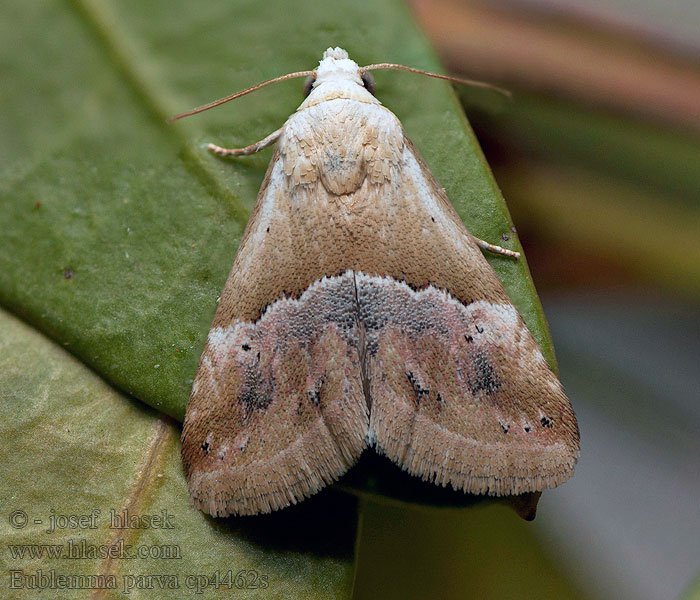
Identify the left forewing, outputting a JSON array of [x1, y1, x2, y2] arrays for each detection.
[[181, 148, 369, 517]]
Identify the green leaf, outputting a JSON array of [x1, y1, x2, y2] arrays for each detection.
[[0, 307, 355, 598]]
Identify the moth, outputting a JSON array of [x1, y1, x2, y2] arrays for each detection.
[[173, 48, 579, 517]]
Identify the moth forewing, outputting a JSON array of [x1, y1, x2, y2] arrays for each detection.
[[179, 47, 579, 517]]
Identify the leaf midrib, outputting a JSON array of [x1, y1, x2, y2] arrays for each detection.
[[67, 0, 251, 227]]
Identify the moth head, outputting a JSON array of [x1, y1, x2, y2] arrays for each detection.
[[299, 48, 372, 99], [312, 47, 367, 92], [303, 68, 374, 98]]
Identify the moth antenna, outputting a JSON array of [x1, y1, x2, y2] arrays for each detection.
[[168, 70, 316, 123], [361, 63, 511, 98]]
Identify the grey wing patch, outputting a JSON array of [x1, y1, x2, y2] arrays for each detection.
[[182, 272, 369, 516], [357, 273, 579, 496]]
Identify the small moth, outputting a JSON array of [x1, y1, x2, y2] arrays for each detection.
[[173, 48, 579, 517]]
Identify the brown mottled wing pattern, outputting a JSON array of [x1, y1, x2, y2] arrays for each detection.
[[182, 273, 368, 516], [181, 149, 370, 517], [182, 93, 579, 516], [362, 135, 579, 496]]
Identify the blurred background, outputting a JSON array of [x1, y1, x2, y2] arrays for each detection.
[[380, 1, 700, 598]]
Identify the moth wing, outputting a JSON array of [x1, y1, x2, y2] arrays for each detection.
[[181, 149, 369, 516], [363, 135, 580, 496]]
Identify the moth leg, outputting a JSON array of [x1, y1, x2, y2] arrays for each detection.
[[473, 236, 520, 260], [207, 127, 282, 156]]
